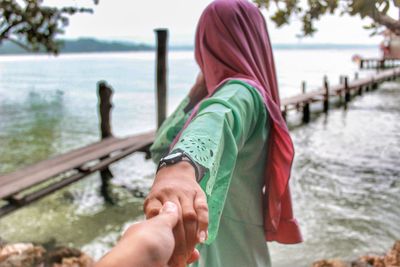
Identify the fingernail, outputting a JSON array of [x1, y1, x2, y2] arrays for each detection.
[[199, 231, 207, 243], [160, 201, 177, 213]]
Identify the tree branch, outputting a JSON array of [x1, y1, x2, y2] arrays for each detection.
[[367, 11, 400, 35], [0, 20, 22, 41], [6, 37, 32, 51]]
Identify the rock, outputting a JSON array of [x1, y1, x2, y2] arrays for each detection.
[[46, 247, 82, 264], [0, 243, 45, 267], [313, 241, 400, 267], [46, 247, 94, 267], [383, 240, 400, 267], [0, 243, 94, 267], [350, 260, 371, 267], [312, 259, 351, 267], [359, 255, 385, 267], [51, 253, 94, 267]]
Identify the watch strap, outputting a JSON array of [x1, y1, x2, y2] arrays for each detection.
[[157, 149, 203, 182]]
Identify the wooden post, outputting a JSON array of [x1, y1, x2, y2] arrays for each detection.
[[344, 76, 350, 103], [302, 81, 306, 94], [339, 75, 344, 84], [282, 106, 287, 121], [97, 81, 114, 204], [380, 59, 385, 69], [359, 59, 364, 69], [300, 81, 310, 123], [302, 102, 310, 123], [155, 28, 168, 129], [98, 82, 113, 139], [372, 77, 378, 90], [323, 76, 329, 113]]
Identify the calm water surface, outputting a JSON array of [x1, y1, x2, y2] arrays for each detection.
[[0, 49, 399, 267]]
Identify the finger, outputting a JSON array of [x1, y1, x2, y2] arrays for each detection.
[[187, 249, 200, 264], [194, 191, 209, 243], [169, 217, 187, 267], [179, 195, 198, 258], [143, 197, 162, 219], [157, 201, 179, 228]]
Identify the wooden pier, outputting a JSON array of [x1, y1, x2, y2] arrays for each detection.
[[1, 30, 400, 217], [359, 58, 400, 69], [281, 68, 400, 123]]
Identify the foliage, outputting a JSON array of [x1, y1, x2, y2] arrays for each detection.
[[0, 0, 98, 54], [254, 0, 400, 36]]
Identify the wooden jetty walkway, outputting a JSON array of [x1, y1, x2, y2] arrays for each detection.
[[1, 29, 400, 218], [359, 57, 400, 69], [281, 67, 400, 123]]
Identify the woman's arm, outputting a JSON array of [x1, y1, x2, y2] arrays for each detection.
[[145, 81, 265, 266]]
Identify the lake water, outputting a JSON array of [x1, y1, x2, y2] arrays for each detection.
[[0, 48, 399, 267]]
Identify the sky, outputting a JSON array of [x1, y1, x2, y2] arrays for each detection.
[[47, 0, 399, 46]]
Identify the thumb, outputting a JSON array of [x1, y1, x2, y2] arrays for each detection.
[[156, 201, 179, 228]]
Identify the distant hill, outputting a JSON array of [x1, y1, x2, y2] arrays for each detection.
[[0, 38, 377, 55], [0, 38, 154, 55]]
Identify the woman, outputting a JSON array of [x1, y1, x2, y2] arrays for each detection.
[[145, 0, 303, 266]]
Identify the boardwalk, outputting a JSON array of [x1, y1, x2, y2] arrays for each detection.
[[359, 58, 400, 69], [1, 67, 399, 218]]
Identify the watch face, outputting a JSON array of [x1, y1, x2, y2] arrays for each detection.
[[164, 152, 183, 161]]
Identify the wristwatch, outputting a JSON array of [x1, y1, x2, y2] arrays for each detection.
[[157, 149, 203, 182]]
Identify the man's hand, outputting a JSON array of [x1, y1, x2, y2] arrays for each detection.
[[95, 202, 195, 267], [144, 162, 209, 267]]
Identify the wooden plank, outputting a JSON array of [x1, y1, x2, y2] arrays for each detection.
[[0, 131, 155, 199], [0, 139, 155, 217], [0, 136, 120, 185]]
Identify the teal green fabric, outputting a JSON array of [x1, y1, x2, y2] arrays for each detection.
[[151, 96, 190, 162], [150, 80, 271, 266]]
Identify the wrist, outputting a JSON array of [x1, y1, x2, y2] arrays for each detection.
[[157, 149, 203, 182], [156, 161, 197, 182]]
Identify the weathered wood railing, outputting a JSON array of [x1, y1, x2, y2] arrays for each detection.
[[281, 68, 400, 123], [359, 58, 400, 69]]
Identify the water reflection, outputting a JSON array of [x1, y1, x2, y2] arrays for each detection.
[[270, 81, 400, 266], [0, 90, 64, 173]]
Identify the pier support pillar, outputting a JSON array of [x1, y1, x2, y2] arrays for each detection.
[[344, 77, 351, 104], [98, 81, 115, 204], [155, 29, 168, 129], [323, 76, 329, 113], [302, 102, 310, 123], [301, 81, 310, 123], [372, 77, 378, 90], [282, 106, 287, 122]]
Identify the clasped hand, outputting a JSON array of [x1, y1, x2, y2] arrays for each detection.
[[144, 161, 209, 267]]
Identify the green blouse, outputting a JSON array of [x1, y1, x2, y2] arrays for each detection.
[[150, 80, 270, 245]]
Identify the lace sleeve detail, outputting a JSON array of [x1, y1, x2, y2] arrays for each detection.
[[150, 97, 190, 163], [171, 80, 266, 244]]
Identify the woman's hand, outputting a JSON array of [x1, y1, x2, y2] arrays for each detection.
[[144, 161, 209, 267], [95, 202, 193, 267]]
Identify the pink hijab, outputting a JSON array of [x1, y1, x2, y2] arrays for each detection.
[[177, 0, 302, 244]]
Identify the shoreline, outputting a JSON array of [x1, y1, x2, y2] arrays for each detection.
[[1, 239, 399, 267]]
